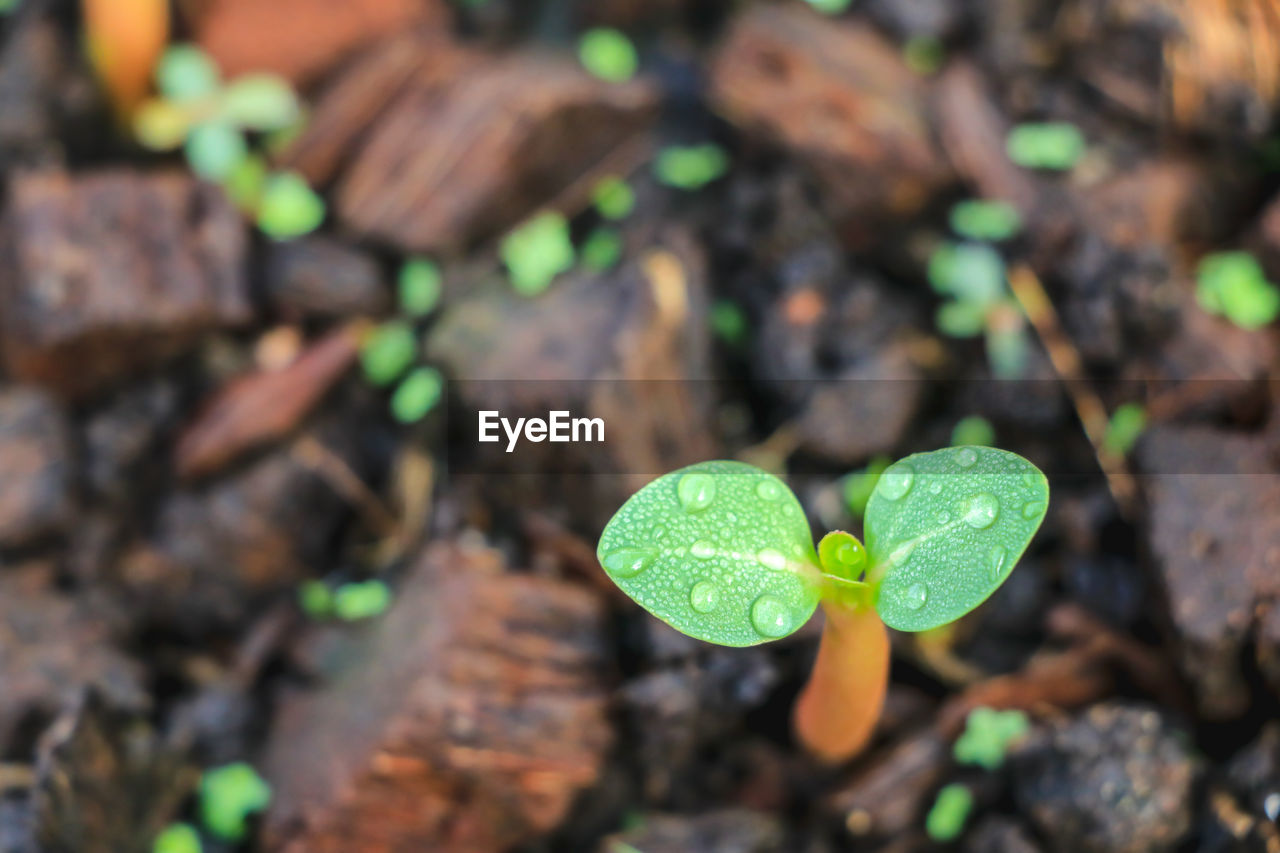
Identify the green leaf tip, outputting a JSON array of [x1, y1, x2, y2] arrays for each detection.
[[866, 446, 1048, 632], [597, 460, 820, 647], [926, 783, 973, 842], [199, 762, 271, 842], [954, 706, 1030, 770]]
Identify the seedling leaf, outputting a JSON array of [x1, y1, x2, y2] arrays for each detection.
[[185, 121, 246, 181], [257, 171, 326, 240], [157, 45, 219, 103], [951, 415, 995, 448], [578, 28, 638, 83], [1007, 122, 1085, 171], [867, 446, 1048, 632], [949, 200, 1021, 242], [153, 823, 202, 853], [220, 73, 300, 131], [581, 227, 623, 271], [399, 257, 442, 317], [1103, 403, 1146, 458], [654, 144, 729, 190], [199, 762, 271, 842], [391, 367, 444, 423], [334, 580, 391, 620], [597, 460, 821, 646], [501, 212, 575, 295], [592, 176, 635, 220], [925, 783, 973, 842], [954, 706, 1030, 769]]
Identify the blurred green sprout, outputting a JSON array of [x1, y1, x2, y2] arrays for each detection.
[[0, 0, 19, 13], [804, 0, 852, 14], [135, 44, 324, 240], [954, 706, 1030, 770], [929, 242, 1030, 378], [710, 299, 748, 346], [593, 176, 635, 221], [297, 579, 333, 619], [842, 454, 891, 518], [581, 227, 623, 272], [1103, 403, 1147, 458], [502, 211, 575, 295], [153, 823, 201, 853], [334, 579, 392, 620], [925, 783, 974, 842], [951, 415, 995, 448], [200, 762, 271, 842], [950, 200, 1021, 242], [1007, 122, 1086, 171], [360, 321, 417, 387], [903, 36, 945, 76], [391, 367, 444, 424], [399, 257, 443, 318], [578, 28, 638, 83], [654, 144, 729, 190], [1196, 251, 1280, 330]]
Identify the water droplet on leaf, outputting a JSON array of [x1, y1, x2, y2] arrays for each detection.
[[956, 447, 978, 468], [989, 545, 1008, 580], [676, 472, 716, 513], [1021, 500, 1046, 519], [928, 481, 943, 495], [877, 463, 915, 500], [963, 493, 1000, 529], [690, 581, 720, 613], [890, 541, 916, 566], [750, 595, 792, 638], [755, 480, 782, 501], [904, 583, 928, 610], [602, 548, 653, 578], [691, 540, 715, 559], [757, 548, 787, 571]]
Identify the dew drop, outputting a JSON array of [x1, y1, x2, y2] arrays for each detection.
[[989, 545, 1008, 580], [756, 479, 782, 501], [956, 447, 978, 468], [904, 583, 928, 611], [1021, 500, 1046, 520], [936, 511, 952, 525], [750, 594, 792, 638], [651, 525, 667, 539], [1022, 471, 1039, 489], [691, 539, 715, 559], [602, 548, 653, 578], [928, 481, 943, 496], [690, 581, 720, 613], [963, 493, 1000, 529], [877, 463, 915, 500], [757, 548, 787, 571], [677, 472, 716, 513]]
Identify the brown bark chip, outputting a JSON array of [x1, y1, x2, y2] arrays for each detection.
[[262, 542, 613, 853]]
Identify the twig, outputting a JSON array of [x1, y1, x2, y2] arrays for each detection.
[[1007, 264, 1138, 513]]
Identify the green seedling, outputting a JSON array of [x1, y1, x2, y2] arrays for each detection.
[[950, 199, 1021, 242], [399, 257, 443, 318], [597, 449, 1048, 762], [1103, 403, 1147, 459], [804, 0, 852, 13], [360, 321, 417, 387], [153, 823, 202, 853], [951, 415, 995, 448], [710, 299, 749, 346], [0, 0, 19, 13], [926, 783, 974, 842], [654, 144, 729, 190], [1006, 122, 1086, 171], [333, 580, 392, 620], [502, 211, 575, 295], [578, 28, 638, 83], [297, 579, 333, 619], [390, 366, 444, 424], [257, 171, 326, 240], [200, 762, 271, 842], [593, 176, 635, 221], [581, 227, 624, 272], [1196, 251, 1280, 330], [954, 706, 1030, 770], [929, 242, 1030, 378]]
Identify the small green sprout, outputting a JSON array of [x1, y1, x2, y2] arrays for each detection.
[[954, 706, 1030, 770], [390, 366, 444, 424], [333, 580, 392, 621], [1196, 251, 1280, 330], [185, 121, 247, 181], [581, 227, 624, 272], [399, 257, 443, 318], [804, 0, 852, 14], [153, 823, 202, 853], [223, 153, 268, 212], [220, 74, 301, 132], [360, 321, 417, 387], [951, 416, 995, 448], [929, 242, 1030, 378], [843, 455, 891, 519], [592, 176, 635, 221], [200, 762, 271, 842], [654, 144, 729, 190], [502, 211, 575, 295], [1006, 122, 1086, 171], [926, 783, 974, 842], [903, 36, 945, 76], [709, 299, 749, 346], [257, 171, 326, 240], [949, 200, 1021, 242], [578, 28, 638, 83], [598, 450, 1048, 761], [0, 0, 19, 13], [297, 579, 333, 619], [1103, 403, 1146, 458], [156, 45, 219, 102]]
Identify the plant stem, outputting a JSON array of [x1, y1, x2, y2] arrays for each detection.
[[793, 599, 890, 764]]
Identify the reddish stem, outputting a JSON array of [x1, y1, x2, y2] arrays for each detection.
[[793, 600, 890, 764]]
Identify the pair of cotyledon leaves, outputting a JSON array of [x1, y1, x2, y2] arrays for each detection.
[[597, 447, 1048, 645]]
